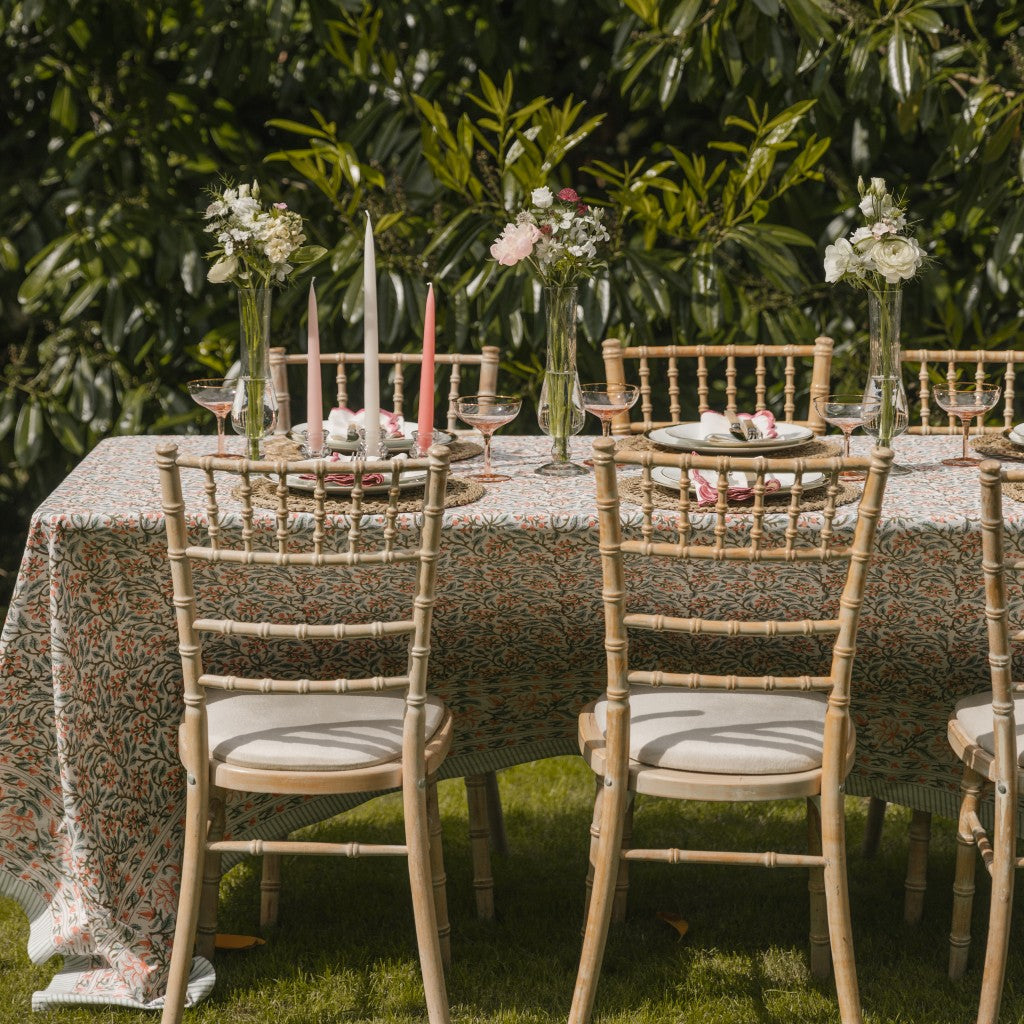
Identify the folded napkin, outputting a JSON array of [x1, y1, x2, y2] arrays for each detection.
[[689, 469, 781, 506], [327, 406, 406, 439], [699, 409, 779, 440], [299, 453, 387, 487], [298, 471, 386, 486]]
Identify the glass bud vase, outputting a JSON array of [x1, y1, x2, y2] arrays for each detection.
[[237, 285, 272, 459], [862, 285, 909, 450], [536, 284, 587, 477], [231, 377, 279, 453]]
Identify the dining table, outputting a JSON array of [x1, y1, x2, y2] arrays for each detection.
[[0, 429, 1015, 1011]]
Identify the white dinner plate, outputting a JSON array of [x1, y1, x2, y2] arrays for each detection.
[[650, 466, 826, 496], [1008, 425, 1024, 448], [648, 421, 815, 454], [286, 468, 429, 496], [290, 422, 453, 453]]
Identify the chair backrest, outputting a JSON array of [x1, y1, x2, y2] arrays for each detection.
[[601, 336, 834, 436], [592, 435, 892, 779], [979, 460, 1024, 780], [156, 442, 451, 770], [270, 345, 501, 434], [901, 349, 1024, 434]]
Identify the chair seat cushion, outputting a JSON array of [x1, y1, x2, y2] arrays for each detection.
[[952, 691, 1024, 765], [593, 686, 829, 775], [205, 690, 447, 772]]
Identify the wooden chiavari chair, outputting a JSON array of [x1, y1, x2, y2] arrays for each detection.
[[600, 336, 834, 436], [156, 443, 453, 1024], [861, 348, 1024, 928], [569, 436, 893, 1024], [945, 460, 1024, 1024]]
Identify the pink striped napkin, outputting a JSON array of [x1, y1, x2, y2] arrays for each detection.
[[298, 472, 386, 486], [688, 469, 781, 506]]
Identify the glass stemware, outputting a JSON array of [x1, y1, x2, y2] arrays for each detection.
[[455, 394, 522, 483], [932, 382, 1002, 467], [230, 376, 279, 457], [187, 378, 241, 458], [813, 394, 881, 480], [580, 382, 639, 468]]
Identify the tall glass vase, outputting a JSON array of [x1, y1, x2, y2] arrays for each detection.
[[236, 285, 273, 459], [536, 284, 586, 477], [862, 285, 909, 460]]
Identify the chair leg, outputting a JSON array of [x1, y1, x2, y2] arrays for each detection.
[[807, 797, 831, 979], [584, 778, 633, 927], [976, 773, 1017, 1024], [569, 775, 629, 1024], [860, 797, 886, 858], [949, 767, 984, 980], [195, 786, 225, 962], [483, 770, 509, 856], [426, 778, 452, 968], [404, 776, 450, 1024], [611, 793, 633, 924], [820, 780, 862, 1024], [464, 774, 495, 920], [903, 809, 932, 925], [259, 853, 281, 932], [160, 771, 209, 1024]]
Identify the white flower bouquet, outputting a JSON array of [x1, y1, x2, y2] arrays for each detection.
[[823, 176, 924, 289], [203, 180, 324, 288]]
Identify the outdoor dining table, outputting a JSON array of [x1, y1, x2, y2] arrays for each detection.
[[0, 431, 1012, 1010]]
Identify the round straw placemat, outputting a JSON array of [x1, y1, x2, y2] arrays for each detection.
[[969, 435, 1024, 464], [237, 475, 485, 514], [616, 475, 862, 513], [614, 434, 843, 459]]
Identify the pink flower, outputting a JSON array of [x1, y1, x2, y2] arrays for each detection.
[[490, 221, 541, 266], [557, 187, 579, 202]]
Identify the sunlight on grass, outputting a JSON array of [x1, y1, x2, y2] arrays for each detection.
[[1, 756, 1022, 1022]]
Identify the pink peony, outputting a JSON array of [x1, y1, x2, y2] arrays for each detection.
[[490, 221, 541, 266], [557, 187, 579, 202]]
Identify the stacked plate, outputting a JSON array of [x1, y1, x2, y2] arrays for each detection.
[[1008, 425, 1024, 448], [647, 421, 815, 455], [290, 422, 454, 454], [286, 470, 429, 496]]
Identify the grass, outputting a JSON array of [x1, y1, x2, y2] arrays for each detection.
[[1, 755, 1020, 1023]]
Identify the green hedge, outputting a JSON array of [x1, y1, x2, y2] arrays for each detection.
[[3, 0, 1023, 610]]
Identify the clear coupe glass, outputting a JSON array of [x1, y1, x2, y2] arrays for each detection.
[[932, 382, 1002, 467], [813, 394, 882, 480], [187, 378, 240, 458]]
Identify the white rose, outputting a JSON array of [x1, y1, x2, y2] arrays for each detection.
[[206, 256, 237, 284], [531, 186, 553, 208], [867, 235, 923, 284], [823, 238, 864, 284]]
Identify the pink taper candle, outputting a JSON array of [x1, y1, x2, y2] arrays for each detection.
[[306, 280, 323, 452], [363, 213, 381, 457], [417, 283, 436, 454]]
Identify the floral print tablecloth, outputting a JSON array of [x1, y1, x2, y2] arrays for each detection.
[[0, 433, 1015, 1010]]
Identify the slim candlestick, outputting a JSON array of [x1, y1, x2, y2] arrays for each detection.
[[305, 280, 323, 452], [363, 213, 381, 458], [417, 283, 436, 455]]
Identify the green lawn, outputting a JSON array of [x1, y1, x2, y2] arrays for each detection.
[[1, 756, 1017, 1023]]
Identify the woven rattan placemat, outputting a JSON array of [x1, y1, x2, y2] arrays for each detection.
[[239, 475, 486, 514], [617, 475, 862, 513], [969, 435, 1024, 464], [614, 434, 843, 459]]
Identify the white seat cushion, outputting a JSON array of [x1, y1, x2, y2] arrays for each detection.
[[205, 690, 446, 772], [952, 691, 1024, 766], [593, 686, 829, 775]]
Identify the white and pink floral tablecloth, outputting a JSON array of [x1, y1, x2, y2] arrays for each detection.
[[0, 432, 1016, 1010]]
